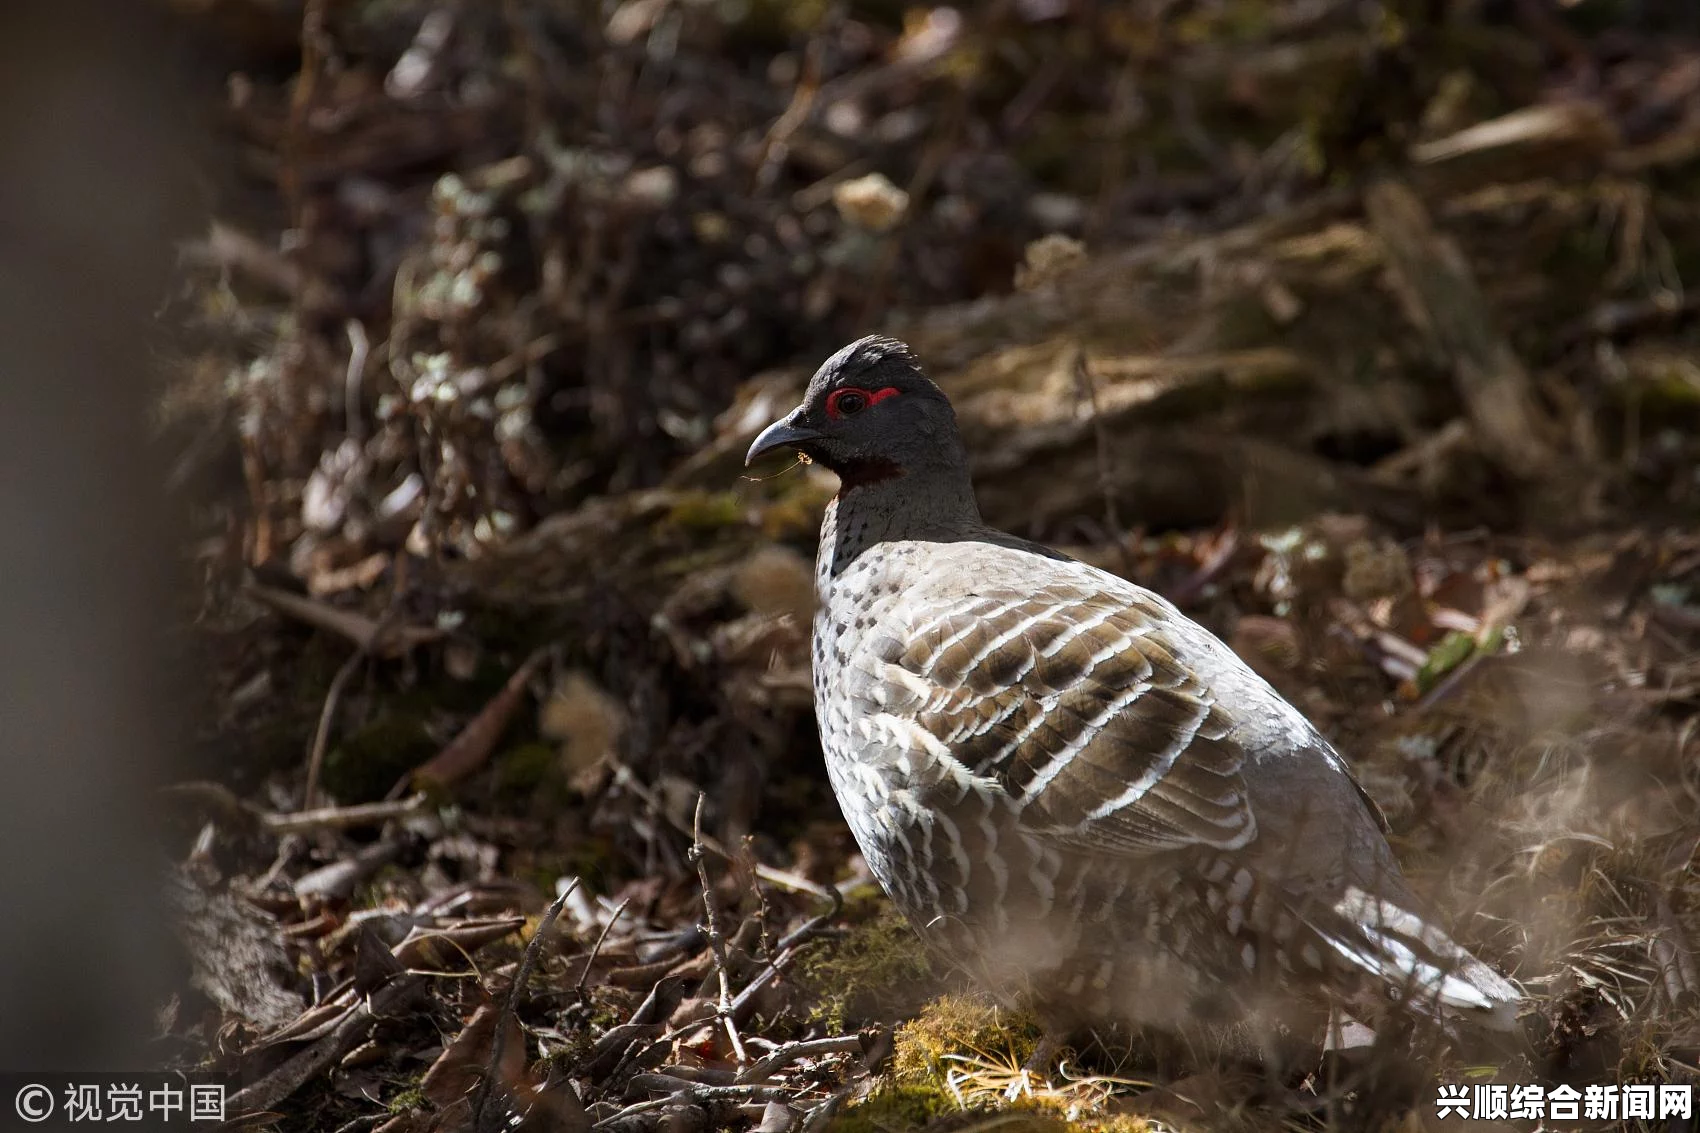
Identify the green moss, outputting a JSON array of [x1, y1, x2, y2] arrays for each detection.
[[291, 633, 354, 700], [666, 490, 745, 530], [826, 1083, 959, 1133], [382, 664, 508, 722], [1068, 1117, 1152, 1133], [829, 1083, 1111, 1133], [386, 1085, 427, 1114], [876, 997, 1157, 1131], [798, 905, 936, 1030], [352, 863, 417, 909], [320, 714, 437, 803], [238, 712, 330, 778], [1616, 354, 1700, 416], [732, 0, 833, 36], [561, 838, 620, 892], [460, 601, 572, 665], [894, 995, 1041, 1085], [496, 741, 563, 796], [508, 842, 618, 906], [760, 477, 837, 540], [1171, 0, 1272, 46], [839, 880, 889, 918]]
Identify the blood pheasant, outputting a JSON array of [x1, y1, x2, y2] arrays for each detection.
[[746, 336, 1518, 1053]]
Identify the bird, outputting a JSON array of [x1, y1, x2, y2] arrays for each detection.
[[745, 335, 1519, 1061]]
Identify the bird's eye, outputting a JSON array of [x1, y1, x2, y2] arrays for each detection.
[[825, 385, 900, 419], [828, 389, 869, 417]]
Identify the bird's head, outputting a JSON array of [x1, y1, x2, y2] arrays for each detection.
[[744, 335, 962, 487]]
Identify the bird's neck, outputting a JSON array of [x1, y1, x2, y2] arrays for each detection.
[[819, 465, 983, 580]]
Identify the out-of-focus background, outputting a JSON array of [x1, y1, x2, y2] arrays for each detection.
[[5, 0, 1700, 1128], [0, 0, 195, 1074]]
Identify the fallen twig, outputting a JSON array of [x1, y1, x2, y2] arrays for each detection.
[[303, 645, 368, 811], [736, 1037, 865, 1085], [247, 586, 425, 810], [247, 583, 440, 658], [693, 793, 748, 1065], [394, 645, 551, 798], [295, 837, 408, 902], [798, 1081, 859, 1133], [610, 763, 845, 911], [727, 940, 821, 1027], [228, 971, 425, 1119], [265, 794, 431, 836], [1364, 177, 1559, 480], [471, 878, 579, 1129], [589, 1085, 797, 1131], [577, 897, 631, 997]]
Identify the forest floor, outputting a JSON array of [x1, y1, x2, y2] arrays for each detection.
[[157, 2, 1700, 1130]]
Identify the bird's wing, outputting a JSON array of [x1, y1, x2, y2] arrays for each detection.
[[848, 563, 1521, 1022], [861, 573, 1267, 855]]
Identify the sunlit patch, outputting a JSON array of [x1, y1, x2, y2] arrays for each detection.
[[942, 1044, 1154, 1121]]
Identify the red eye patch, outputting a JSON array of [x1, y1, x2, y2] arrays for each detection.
[[825, 386, 899, 419]]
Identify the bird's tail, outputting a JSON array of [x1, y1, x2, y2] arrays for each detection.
[[1305, 886, 1520, 1031]]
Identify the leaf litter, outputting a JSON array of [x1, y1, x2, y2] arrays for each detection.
[[159, 1, 1700, 1129]]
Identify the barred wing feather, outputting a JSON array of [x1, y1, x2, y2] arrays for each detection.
[[864, 582, 1258, 855]]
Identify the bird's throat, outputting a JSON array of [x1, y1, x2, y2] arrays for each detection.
[[831, 457, 903, 491], [823, 466, 983, 579]]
